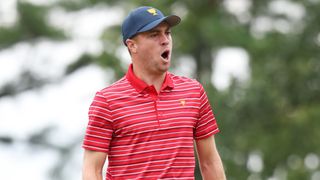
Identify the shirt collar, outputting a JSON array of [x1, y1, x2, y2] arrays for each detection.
[[126, 64, 174, 93]]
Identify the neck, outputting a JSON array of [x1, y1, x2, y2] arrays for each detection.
[[132, 64, 166, 93]]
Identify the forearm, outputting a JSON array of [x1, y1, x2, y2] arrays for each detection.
[[200, 158, 226, 180], [82, 150, 107, 180], [195, 136, 226, 180], [82, 166, 103, 180]]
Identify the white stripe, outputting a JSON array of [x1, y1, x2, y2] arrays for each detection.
[[197, 123, 217, 135], [109, 152, 194, 163], [113, 109, 155, 121], [114, 114, 156, 128], [108, 99, 151, 108], [88, 119, 107, 126], [84, 139, 109, 145], [88, 113, 112, 122], [116, 125, 194, 137], [111, 165, 195, 173], [162, 111, 198, 117], [86, 128, 111, 135], [111, 165, 194, 177], [196, 128, 219, 139], [111, 141, 193, 153], [112, 134, 193, 148], [112, 101, 154, 114], [88, 125, 113, 133], [158, 97, 199, 103], [91, 100, 108, 106], [110, 156, 193, 168], [199, 97, 209, 109], [90, 105, 110, 112], [83, 145, 108, 151], [86, 133, 111, 140], [158, 105, 199, 111], [198, 115, 215, 128], [89, 109, 111, 118], [110, 145, 193, 157]]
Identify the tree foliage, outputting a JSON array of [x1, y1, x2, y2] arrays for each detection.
[[0, 0, 319, 179]]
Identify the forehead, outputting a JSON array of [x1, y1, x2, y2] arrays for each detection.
[[132, 22, 171, 41]]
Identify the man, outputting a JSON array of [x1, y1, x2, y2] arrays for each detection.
[[82, 6, 226, 180]]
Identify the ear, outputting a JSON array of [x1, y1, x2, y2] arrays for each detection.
[[126, 39, 138, 54]]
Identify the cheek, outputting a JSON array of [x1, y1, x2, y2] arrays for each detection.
[[140, 44, 157, 55]]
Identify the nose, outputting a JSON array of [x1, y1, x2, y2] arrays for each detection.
[[160, 33, 170, 46]]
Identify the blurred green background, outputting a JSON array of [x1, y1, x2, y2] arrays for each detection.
[[0, 0, 319, 179]]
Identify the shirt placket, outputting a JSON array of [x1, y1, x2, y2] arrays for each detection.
[[147, 86, 161, 127]]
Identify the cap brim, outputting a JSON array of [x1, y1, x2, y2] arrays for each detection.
[[138, 15, 181, 33]]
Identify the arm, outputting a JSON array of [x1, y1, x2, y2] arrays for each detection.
[[195, 135, 226, 180], [82, 149, 107, 180]]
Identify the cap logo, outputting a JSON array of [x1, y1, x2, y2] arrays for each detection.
[[147, 8, 158, 16]]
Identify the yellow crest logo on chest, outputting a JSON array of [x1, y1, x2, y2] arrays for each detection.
[[179, 99, 186, 106], [147, 8, 158, 16]]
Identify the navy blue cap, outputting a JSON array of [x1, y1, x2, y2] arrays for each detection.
[[121, 6, 181, 45]]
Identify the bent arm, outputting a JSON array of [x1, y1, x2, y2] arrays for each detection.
[[195, 135, 226, 180], [82, 149, 107, 180]]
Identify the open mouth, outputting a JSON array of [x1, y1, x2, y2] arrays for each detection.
[[161, 50, 170, 60]]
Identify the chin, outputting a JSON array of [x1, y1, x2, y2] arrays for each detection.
[[161, 66, 170, 73], [156, 66, 169, 74], [162, 62, 171, 69]]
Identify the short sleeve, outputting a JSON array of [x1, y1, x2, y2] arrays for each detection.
[[194, 83, 219, 140], [82, 91, 113, 153]]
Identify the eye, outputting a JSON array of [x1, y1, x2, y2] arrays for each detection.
[[150, 33, 158, 38], [165, 31, 171, 36]]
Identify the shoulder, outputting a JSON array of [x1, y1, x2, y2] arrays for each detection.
[[97, 76, 131, 96], [169, 72, 201, 88]]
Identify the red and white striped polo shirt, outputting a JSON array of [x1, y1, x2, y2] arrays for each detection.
[[83, 64, 219, 179]]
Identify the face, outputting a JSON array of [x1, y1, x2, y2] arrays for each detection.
[[128, 22, 172, 75]]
